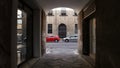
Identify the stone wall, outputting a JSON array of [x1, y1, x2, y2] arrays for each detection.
[[78, 0, 120, 68], [96, 0, 120, 68], [46, 9, 78, 36], [0, 0, 17, 68]]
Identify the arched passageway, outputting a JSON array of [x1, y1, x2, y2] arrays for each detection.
[[1, 0, 120, 68]]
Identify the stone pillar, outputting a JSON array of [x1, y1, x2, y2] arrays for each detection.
[[33, 10, 41, 57], [41, 10, 46, 56], [78, 10, 84, 55], [0, 0, 17, 68]]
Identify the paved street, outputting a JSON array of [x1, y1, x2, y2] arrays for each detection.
[[46, 41, 78, 55]]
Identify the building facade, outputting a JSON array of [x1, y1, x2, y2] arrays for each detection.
[[46, 8, 78, 38]]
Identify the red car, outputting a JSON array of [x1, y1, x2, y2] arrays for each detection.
[[46, 35, 60, 42]]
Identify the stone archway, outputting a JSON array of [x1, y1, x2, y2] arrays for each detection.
[[58, 24, 67, 38]]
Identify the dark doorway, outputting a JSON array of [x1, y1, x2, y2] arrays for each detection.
[[58, 24, 67, 38], [82, 18, 90, 55], [82, 13, 96, 56]]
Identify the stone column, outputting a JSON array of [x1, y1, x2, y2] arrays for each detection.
[[41, 10, 46, 56], [33, 9, 41, 57]]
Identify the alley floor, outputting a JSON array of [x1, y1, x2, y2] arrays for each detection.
[[32, 42, 93, 68]]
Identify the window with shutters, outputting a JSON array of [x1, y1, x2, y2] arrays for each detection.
[[48, 24, 52, 33]]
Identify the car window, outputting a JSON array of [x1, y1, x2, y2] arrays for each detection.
[[74, 36, 77, 37]]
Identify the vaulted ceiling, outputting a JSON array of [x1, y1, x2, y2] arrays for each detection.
[[39, 0, 90, 13]]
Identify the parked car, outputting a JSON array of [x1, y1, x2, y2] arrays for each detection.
[[46, 35, 60, 42], [63, 34, 78, 42]]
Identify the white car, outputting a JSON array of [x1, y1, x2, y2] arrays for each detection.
[[63, 34, 78, 42]]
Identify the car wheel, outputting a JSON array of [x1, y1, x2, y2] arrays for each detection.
[[65, 39, 69, 42], [54, 40, 59, 42]]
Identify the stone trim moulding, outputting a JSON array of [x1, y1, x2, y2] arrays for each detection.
[[83, 1, 96, 19], [84, 10, 96, 19]]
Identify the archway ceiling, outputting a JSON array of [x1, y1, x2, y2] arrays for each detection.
[[39, 0, 90, 13]]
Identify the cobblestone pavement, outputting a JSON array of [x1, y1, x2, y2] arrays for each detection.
[[32, 43, 93, 68], [32, 54, 93, 68]]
